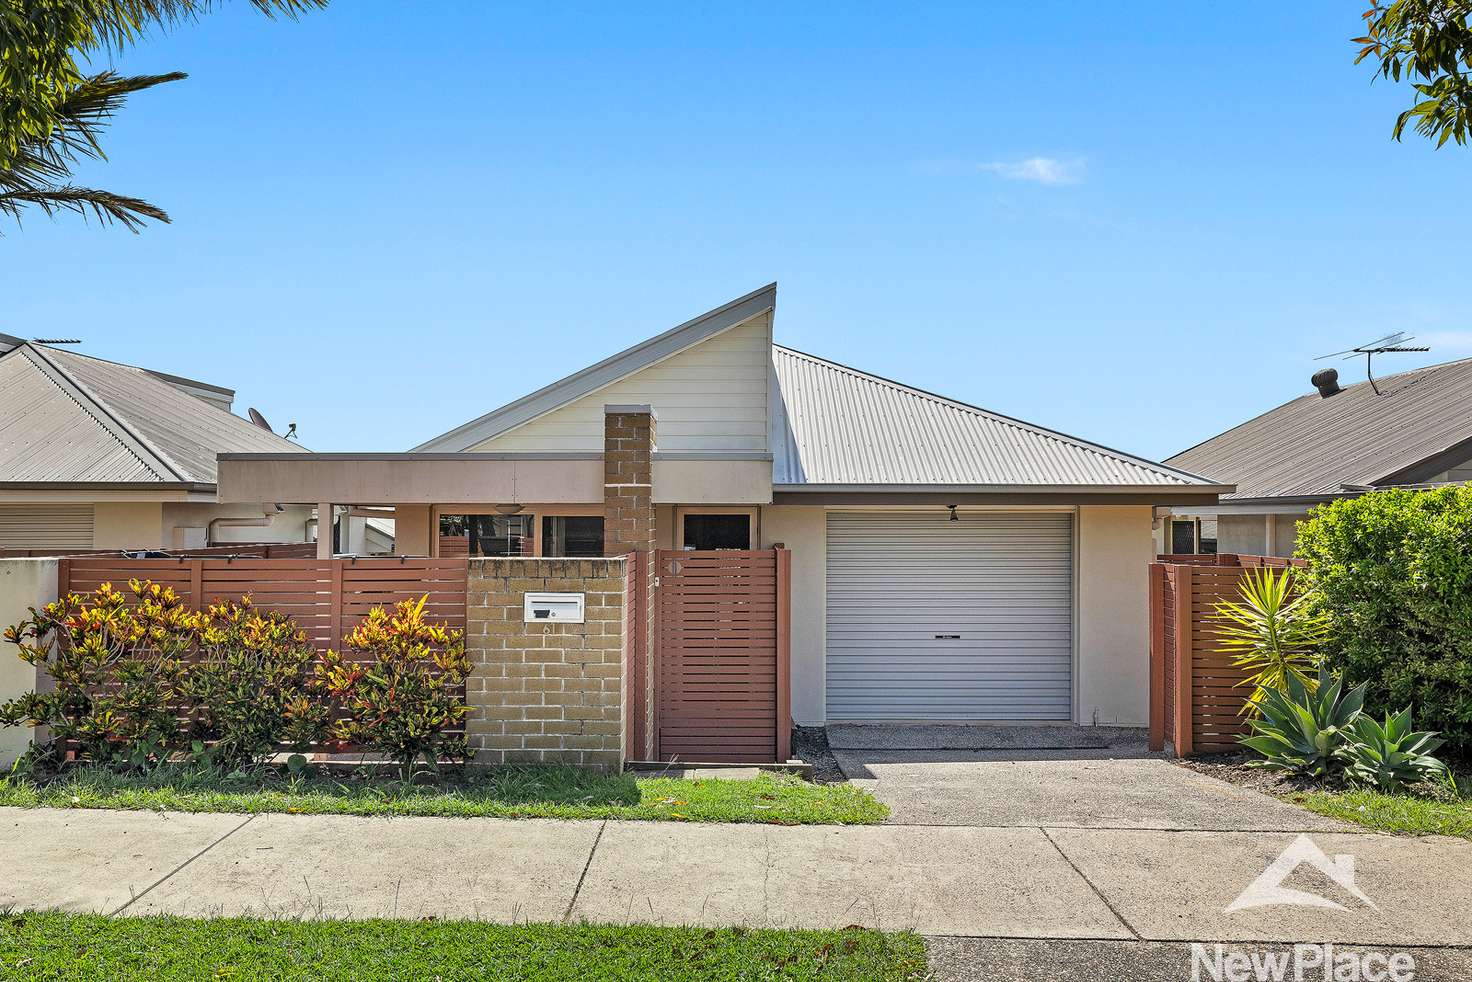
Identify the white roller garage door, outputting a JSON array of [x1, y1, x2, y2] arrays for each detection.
[[826, 511, 1073, 721]]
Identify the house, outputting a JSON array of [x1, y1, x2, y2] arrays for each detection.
[[217, 285, 1229, 728], [1165, 358, 1472, 558], [0, 335, 313, 552]]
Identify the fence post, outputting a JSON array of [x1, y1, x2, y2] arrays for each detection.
[[1148, 563, 1165, 752], [329, 560, 343, 646], [1171, 565, 1194, 756], [775, 548, 792, 762], [189, 559, 204, 610]]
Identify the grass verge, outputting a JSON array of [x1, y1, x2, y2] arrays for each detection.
[[0, 912, 927, 981], [1287, 785, 1472, 840], [0, 764, 887, 824]]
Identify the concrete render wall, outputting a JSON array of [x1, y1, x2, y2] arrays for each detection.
[[1075, 505, 1153, 726], [0, 560, 56, 767], [760, 505, 826, 726], [760, 504, 1155, 728], [464, 558, 627, 769], [1218, 514, 1302, 558]]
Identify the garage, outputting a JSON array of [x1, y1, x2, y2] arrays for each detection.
[[825, 510, 1074, 721]]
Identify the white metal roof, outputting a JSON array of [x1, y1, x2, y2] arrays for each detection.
[[0, 343, 305, 487], [771, 345, 1219, 488]]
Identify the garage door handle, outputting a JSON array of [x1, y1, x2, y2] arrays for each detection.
[[934, 634, 961, 640]]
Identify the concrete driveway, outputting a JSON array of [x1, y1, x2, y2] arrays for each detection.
[[827, 724, 1346, 831]]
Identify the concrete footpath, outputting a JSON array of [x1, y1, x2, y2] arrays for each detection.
[[2, 805, 1470, 950]]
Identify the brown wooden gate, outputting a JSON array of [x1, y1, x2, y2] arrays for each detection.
[[655, 549, 790, 763]]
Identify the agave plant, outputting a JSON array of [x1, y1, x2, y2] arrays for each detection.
[[1214, 566, 1330, 715], [1240, 665, 1367, 777], [1339, 709, 1448, 792]]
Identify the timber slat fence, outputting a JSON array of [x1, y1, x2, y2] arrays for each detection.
[[655, 549, 791, 763], [58, 556, 467, 653], [1150, 553, 1303, 755]]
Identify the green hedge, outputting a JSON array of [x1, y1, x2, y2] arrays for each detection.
[[1297, 486, 1472, 758]]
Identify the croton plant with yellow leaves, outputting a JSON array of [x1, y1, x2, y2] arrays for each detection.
[[1, 581, 470, 776], [315, 595, 473, 778]]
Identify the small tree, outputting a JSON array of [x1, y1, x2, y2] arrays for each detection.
[[1354, 0, 1472, 147], [315, 596, 473, 778]]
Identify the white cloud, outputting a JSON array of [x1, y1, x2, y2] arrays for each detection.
[[978, 156, 1086, 186]]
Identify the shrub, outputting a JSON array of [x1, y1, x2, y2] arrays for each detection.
[[1213, 566, 1329, 715], [0, 580, 199, 767], [315, 596, 473, 778], [1297, 486, 1472, 757], [1339, 709, 1447, 792], [185, 599, 333, 769], [1241, 665, 1367, 777]]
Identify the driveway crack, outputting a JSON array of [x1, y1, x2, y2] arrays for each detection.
[[562, 819, 607, 923], [1040, 826, 1142, 940], [111, 813, 258, 916]]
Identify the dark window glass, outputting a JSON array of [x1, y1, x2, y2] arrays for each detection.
[[1199, 519, 1218, 555], [1170, 520, 1196, 555], [542, 516, 605, 557], [683, 514, 751, 550], [439, 514, 532, 557]]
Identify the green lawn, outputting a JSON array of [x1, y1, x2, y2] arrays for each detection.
[[0, 912, 928, 981], [0, 764, 887, 825], [1287, 784, 1472, 839]]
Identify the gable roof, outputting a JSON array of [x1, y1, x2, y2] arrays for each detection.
[[0, 342, 305, 488], [1167, 357, 1472, 501], [413, 284, 777, 452], [771, 346, 1220, 488]]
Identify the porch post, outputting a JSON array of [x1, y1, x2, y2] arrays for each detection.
[[316, 502, 333, 559]]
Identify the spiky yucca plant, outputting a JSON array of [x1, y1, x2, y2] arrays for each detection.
[[1213, 566, 1330, 716]]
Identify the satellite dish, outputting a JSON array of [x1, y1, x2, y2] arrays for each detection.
[[247, 407, 274, 432]]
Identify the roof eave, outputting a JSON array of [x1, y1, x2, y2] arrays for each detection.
[[772, 482, 1234, 494]]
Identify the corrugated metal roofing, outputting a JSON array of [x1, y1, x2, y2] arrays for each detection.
[[0, 343, 304, 486], [1167, 357, 1472, 501], [771, 346, 1215, 487]]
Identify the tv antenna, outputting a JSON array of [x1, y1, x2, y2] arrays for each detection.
[[1315, 332, 1429, 395]]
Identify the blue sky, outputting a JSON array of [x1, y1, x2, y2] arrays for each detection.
[[5, 2, 1470, 462]]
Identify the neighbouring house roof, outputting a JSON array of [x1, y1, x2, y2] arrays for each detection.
[[770, 346, 1219, 489], [1167, 357, 1472, 502], [0, 342, 305, 488], [413, 284, 778, 452]]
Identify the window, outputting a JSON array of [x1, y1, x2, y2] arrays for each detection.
[[1198, 518, 1218, 556], [439, 513, 533, 557], [683, 513, 751, 550], [541, 515, 604, 557], [1170, 519, 1196, 555]]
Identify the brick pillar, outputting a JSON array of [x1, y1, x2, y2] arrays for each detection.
[[603, 405, 659, 759], [603, 405, 656, 556]]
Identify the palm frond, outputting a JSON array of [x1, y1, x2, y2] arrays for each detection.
[[47, 72, 189, 163], [0, 187, 170, 233], [84, 1, 330, 51]]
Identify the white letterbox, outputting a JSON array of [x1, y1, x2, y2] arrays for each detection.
[[523, 592, 585, 624]]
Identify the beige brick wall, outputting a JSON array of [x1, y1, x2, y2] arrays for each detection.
[[465, 558, 627, 769]]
